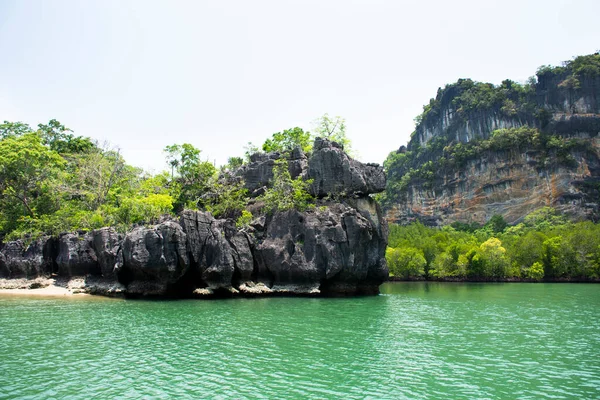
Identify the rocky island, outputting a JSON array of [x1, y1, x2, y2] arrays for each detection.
[[0, 138, 389, 297]]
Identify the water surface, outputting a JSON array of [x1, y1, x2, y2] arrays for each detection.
[[1, 283, 599, 399]]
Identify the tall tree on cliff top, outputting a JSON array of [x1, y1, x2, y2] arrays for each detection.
[[261, 127, 312, 154], [0, 133, 65, 233], [313, 113, 352, 154], [163, 143, 217, 211]]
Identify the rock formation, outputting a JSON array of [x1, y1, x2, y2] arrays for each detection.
[[0, 238, 54, 278], [383, 53, 600, 225], [0, 138, 389, 297], [309, 138, 386, 197]]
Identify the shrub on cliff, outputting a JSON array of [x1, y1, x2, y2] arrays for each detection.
[[262, 127, 312, 154], [259, 159, 314, 212]]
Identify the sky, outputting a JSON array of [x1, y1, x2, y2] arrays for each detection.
[[1, 0, 599, 173]]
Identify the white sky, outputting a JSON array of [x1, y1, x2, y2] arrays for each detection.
[[1, 0, 599, 172]]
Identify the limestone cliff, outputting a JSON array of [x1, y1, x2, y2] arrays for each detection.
[[383, 53, 600, 225]]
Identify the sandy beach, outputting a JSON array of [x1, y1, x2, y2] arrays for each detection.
[[0, 278, 90, 297]]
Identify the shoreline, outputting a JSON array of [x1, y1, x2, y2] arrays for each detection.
[[0, 286, 89, 297], [0, 278, 91, 297]]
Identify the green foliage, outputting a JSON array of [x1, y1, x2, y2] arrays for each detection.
[[388, 208, 600, 281], [485, 215, 507, 234], [236, 210, 253, 228], [259, 159, 314, 212], [38, 119, 96, 154], [313, 113, 351, 152], [0, 133, 65, 225], [115, 193, 173, 226], [526, 262, 545, 281], [222, 157, 244, 172], [0, 121, 33, 139], [538, 52, 600, 81], [0, 120, 182, 239], [523, 207, 567, 230], [204, 180, 248, 219], [386, 247, 426, 279], [243, 142, 260, 162], [163, 143, 217, 211], [431, 247, 466, 279], [262, 127, 312, 154], [477, 238, 510, 278], [413, 78, 535, 131]]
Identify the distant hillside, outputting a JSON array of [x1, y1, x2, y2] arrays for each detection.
[[381, 53, 600, 226]]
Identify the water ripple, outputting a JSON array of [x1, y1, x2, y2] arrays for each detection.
[[1, 283, 599, 399]]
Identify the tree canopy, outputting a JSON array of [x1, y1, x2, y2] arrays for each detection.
[[386, 208, 600, 281]]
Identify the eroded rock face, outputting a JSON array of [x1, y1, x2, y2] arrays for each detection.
[[91, 228, 123, 278], [237, 138, 385, 199], [180, 210, 257, 290], [256, 197, 388, 294], [308, 138, 386, 197], [0, 252, 8, 278], [387, 142, 600, 226], [237, 148, 308, 196], [56, 232, 100, 277], [239, 152, 279, 195], [120, 221, 189, 295], [0, 238, 54, 278]]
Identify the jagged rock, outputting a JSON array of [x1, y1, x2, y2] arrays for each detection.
[[91, 228, 123, 278], [256, 197, 388, 295], [0, 238, 54, 278], [82, 276, 126, 296], [0, 252, 8, 278], [180, 210, 253, 290], [238, 152, 280, 195], [288, 146, 309, 181], [237, 147, 308, 196], [227, 229, 255, 283], [56, 232, 100, 277], [308, 138, 386, 197], [120, 221, 189, 293]]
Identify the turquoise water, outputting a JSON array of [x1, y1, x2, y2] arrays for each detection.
[[1, 283, 599, 399]]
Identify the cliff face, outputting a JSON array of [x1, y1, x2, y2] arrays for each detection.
[[384, 53, 600, 225], [0, 139, 388, 297]]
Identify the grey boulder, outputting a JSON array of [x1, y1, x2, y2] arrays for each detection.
[[56, 232, 100, 277], [120, 221, 189, 295], [308, 138, 386, 197]]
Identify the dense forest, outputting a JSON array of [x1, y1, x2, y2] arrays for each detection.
[[386, 209, 600, 281], [0, 115, 348, 242]]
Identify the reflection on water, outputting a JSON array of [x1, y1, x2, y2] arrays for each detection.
[[1, 283, 599, 399]]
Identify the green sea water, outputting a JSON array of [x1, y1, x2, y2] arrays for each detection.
[[1, 282, 599, 399]]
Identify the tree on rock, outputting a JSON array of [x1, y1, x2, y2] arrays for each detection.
[[0, 133, 65, 230], [261, 127, 312, 154], [260, 159, 313, 212], [313, 113, 351, 152], [163, 143, 216, 211]]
